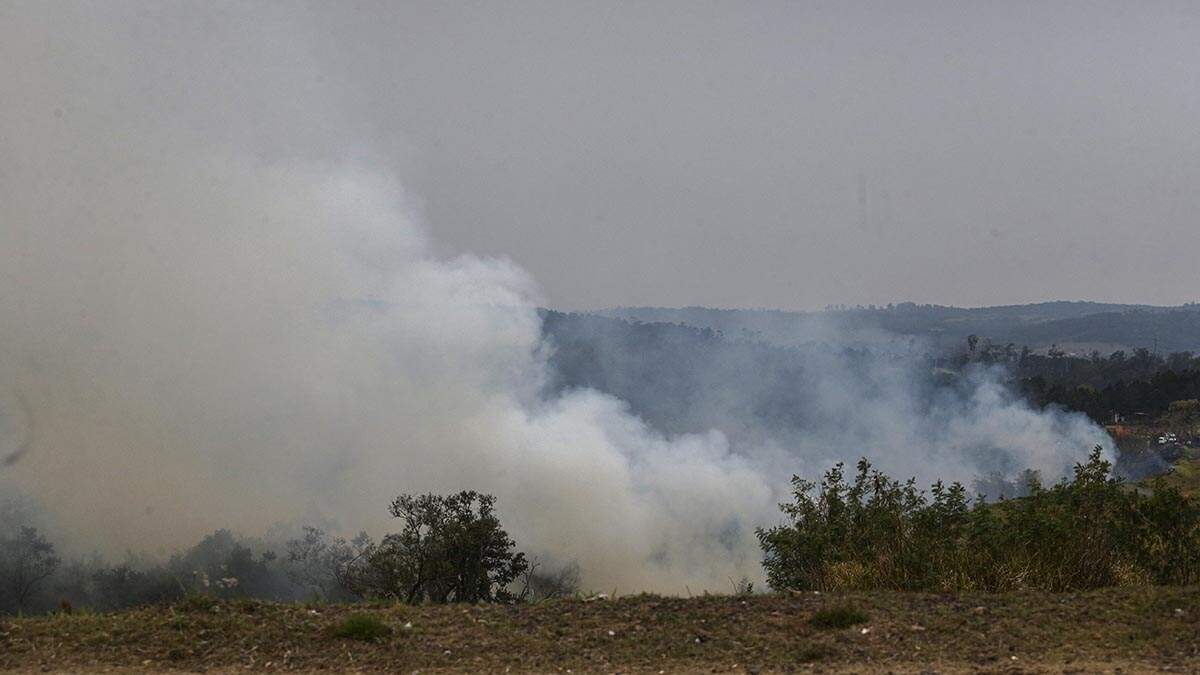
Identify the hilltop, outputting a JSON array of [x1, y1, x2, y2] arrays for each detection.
[[2, 587, 1198, 673], [596, 302, 1200, 354]]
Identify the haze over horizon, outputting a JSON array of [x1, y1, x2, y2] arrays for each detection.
[[589, 298, 1198, 313], [5, 1, 1199, 312]]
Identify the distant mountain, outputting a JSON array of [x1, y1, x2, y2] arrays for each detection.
[[594, 302, 1200, 354]]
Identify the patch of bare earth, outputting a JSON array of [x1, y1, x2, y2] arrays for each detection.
[[2, 586, 1197, 673]]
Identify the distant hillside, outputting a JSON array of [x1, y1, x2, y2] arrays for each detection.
[[539, 310, 820, 443], [595, 302, 1200, 354]]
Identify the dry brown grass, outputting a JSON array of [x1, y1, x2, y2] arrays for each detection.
[[1, 586, 1198, 673]]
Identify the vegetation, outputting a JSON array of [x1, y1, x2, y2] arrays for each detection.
[[1142, 456, 1200, 498], [1015, 349, 1200, 424], [0, 526, 60, 613], [284, 526, 371, 602], [549, 308, 1200, 430], [3, 443, 1200, 671], [758, 446, 1200, 592], [5, 437, 1199, 627], [7, 446, 1200, 617], [0, 491, 549, 616], [600, 302, 1200, 354], [808, 605, 868, 629], [331, 613, 393, 642], [342, 491, 529, 604], [3, 589, 1198, 672]]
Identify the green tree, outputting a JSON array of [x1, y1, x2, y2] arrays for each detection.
[[346, 491, 528, 603]]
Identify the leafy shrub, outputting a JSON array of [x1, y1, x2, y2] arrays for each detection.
[[809, 605, 868, 629], [331, 613, 392, 641], [343, 491, 529, 603], [757, 446, 1200, 592]]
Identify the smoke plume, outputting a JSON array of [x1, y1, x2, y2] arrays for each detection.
[[1, 2, 1111, 593]]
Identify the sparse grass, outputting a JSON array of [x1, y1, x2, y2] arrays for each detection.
[[1149, 457, 1200, 498], [795, 643, 834, 662], [179, 592, 218, 612], [809, 604, 868, 629], [2, 588, 1199, 672], [331, 612, 392, 642]]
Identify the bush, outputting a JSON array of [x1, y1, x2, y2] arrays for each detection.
[[171, 530, 285, 599], [91, 564, 178, 610], [343, 491, 529, 603], [757, 446, 1200, 592], [331, 613, 392, 642], [809, 605, 868, 629]]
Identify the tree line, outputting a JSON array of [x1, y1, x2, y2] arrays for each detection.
[[0, 491, 576, 615], [952, 336, 1200, 426], [5, 446, 1200, 614]]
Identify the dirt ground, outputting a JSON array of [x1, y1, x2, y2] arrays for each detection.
[[2, 586, 1198, 673]]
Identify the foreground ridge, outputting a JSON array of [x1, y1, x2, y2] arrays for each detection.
[[2, 587, 1197, 673]]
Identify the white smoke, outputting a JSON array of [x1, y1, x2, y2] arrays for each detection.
[[0, 2, 1111, 594], [0, 146, 781, 590]]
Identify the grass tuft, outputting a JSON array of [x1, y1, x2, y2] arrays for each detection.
[[179, 593, 218, 612], [331, 613, 393, 642], [809, 604, 868, 629]]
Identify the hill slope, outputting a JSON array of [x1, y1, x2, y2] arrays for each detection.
[[596, 302, 1200, 353]]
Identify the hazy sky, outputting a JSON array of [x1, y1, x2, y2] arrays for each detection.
[[6, 1, 1200, 310]]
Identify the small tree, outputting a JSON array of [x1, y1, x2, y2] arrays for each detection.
[[284, 526, 371, 601], [0, 526, 60, 613], [345, 491, 528, 603]]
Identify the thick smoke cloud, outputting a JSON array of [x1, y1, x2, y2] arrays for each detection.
[[542, 313, 1111, 491], [1, 2, 1111, 594], [0, 145, 781, 590]]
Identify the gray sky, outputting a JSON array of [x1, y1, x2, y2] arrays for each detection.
[[6, 1, 1200, 310]]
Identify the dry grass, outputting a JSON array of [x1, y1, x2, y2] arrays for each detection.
[[1149, 457, 1200, 498], [1, 586, 1198, 673]]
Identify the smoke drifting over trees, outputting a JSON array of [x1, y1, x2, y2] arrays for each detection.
[[1, 2, 1111, 597]]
